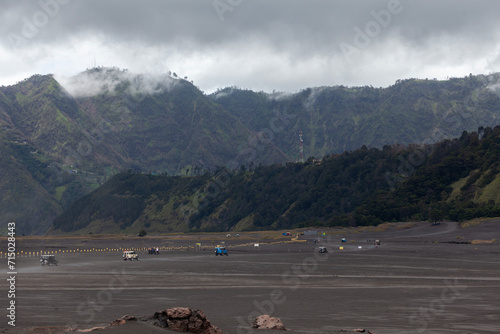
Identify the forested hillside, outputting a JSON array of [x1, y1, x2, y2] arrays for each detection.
[[211, 74, 500, 157], [2, 69, 500, 234], [0, 69, 286, 234], [51, 127, 500, 234]]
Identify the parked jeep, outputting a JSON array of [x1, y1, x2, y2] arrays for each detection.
[[214, 246, 228, 256], [40, 254, 58, 266], [123, 250, 139, 260]]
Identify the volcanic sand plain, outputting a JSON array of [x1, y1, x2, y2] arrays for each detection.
[[1, 220, 500, 333]]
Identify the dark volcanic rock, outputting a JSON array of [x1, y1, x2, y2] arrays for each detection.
[[150, 307, 223, 334], [109, 314, 137, 326]]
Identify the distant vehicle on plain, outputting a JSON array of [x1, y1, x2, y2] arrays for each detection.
[[214, 247, 228, 256], [40, 254, 58, 266], [123, 250, 139, 261]]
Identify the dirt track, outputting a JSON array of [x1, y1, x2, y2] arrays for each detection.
[[1, 221, 500, 333]]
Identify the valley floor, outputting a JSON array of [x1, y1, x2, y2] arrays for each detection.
[[1, 220, 500, 333]]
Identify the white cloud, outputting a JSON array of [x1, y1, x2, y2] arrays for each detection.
[[55, 67, 177, 98]]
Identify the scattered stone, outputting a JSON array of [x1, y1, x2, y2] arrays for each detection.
[[76, 315, 137, 332], [78, 326, 107, 332], [340, 329, 376, 333], [251, 315, 286, 330], [109, 314, 136, 326], [150, 307, 223, 334]]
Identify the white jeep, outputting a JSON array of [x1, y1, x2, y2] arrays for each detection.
[[122, 250, 139, 261]]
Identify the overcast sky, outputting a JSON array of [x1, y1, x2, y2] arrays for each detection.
[[1, 0, 500, 93]]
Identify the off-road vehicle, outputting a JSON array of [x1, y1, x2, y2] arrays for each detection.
[[214, 246, 228, 256], [40, 254, 58, 266], [123, 250, 139, 260]]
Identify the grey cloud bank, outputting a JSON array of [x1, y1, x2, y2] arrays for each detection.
[[1, 0, 500, 93]]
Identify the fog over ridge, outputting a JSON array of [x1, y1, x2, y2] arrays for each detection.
[[55, 68, 178, 98]]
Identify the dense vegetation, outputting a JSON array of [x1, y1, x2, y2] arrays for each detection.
[[358, 127, 500, 223], [211, 74, 500, 158], [0, 70, 284, 234], [52, 127, 500, 234]]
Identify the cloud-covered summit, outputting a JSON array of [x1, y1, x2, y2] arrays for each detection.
[[55, 67, 177, 98]]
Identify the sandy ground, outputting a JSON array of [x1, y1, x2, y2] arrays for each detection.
[[1, 220, 500, 333]]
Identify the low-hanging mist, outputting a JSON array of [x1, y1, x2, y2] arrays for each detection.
[[55, 67, 178, 98]]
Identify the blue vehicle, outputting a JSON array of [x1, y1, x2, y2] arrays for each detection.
[[215, 246, 228, 256]]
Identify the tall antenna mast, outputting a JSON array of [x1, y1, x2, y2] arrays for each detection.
[[299, 128, 304, 163]]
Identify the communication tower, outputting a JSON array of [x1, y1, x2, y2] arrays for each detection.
[[299, 129, 304, 163]]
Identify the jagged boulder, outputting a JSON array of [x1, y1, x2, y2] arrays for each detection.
[[150, 307, 223, 334], [251, 315, 286, 330]]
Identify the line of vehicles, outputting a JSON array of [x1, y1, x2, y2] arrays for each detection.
[[39, 245, 230, 266], [40, 237, 374, 265], [122, 246, 230, 260]]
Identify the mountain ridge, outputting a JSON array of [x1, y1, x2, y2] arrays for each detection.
[[2, 69, 500, 234]]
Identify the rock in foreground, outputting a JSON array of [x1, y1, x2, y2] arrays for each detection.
[[150, 307, 223, 334], [110, 314, 137, 326], [251, 315, 286, 330]]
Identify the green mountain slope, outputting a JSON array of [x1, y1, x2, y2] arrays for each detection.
[[0, 75, 94, 161], [0, 69, 288, 234], [51, 127, 500, 234], [357, 127, 500, 223], [0, 75, 100, 234], [70, 68, 287, 173], [0, 129, 61, 234], [211, 74, 500, 158], [3, 70, 500, 234]]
